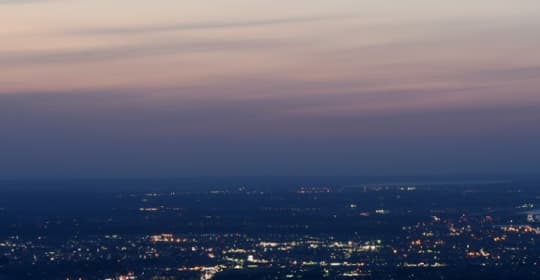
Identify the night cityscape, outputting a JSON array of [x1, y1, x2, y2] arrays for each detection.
[[1, 0, 539, 279], [1, 178, 539, 279]]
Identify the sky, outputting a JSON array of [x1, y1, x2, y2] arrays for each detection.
[[1, 0, 539, 178]]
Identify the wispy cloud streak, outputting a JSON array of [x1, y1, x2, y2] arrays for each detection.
[[74, 14, 352, 35]]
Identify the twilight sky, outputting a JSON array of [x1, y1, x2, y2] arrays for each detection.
[[1, 0, 539, 177]]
